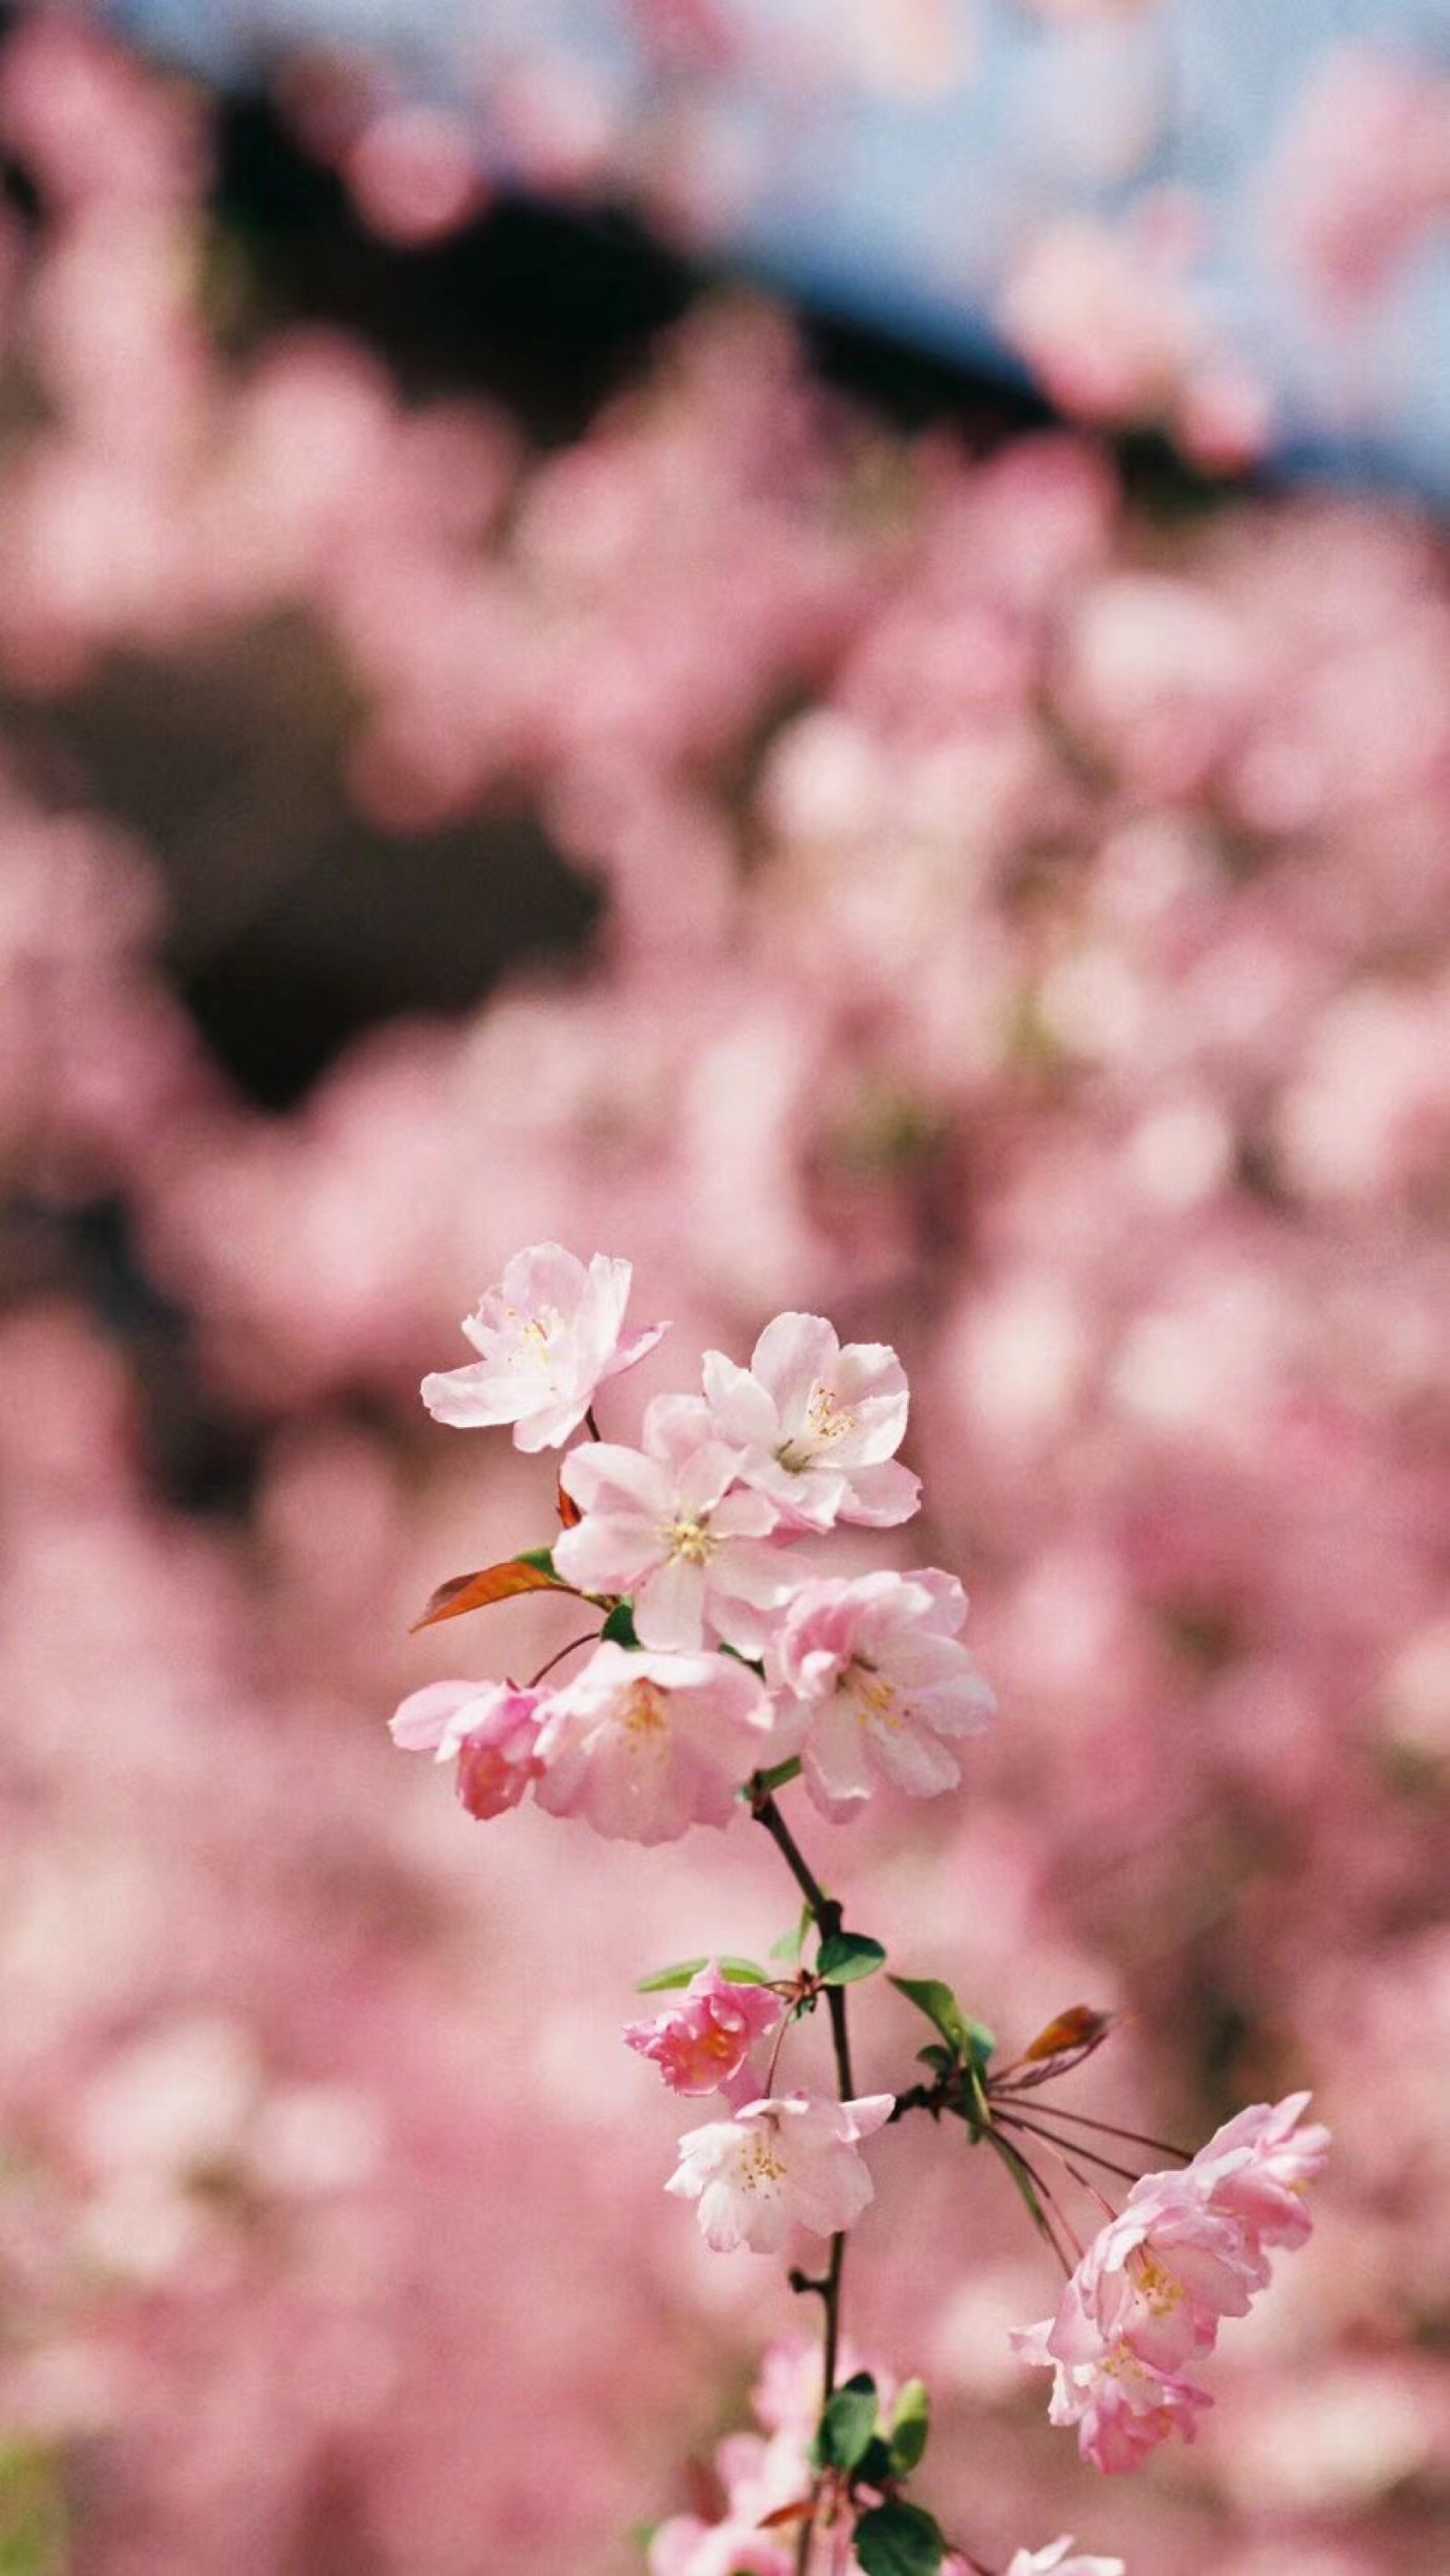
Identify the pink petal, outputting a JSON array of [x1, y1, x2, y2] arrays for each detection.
[[389, 1679, 478, 1752]]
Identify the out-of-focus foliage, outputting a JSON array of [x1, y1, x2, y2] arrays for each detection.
[[0, 16, 1447, 2576]]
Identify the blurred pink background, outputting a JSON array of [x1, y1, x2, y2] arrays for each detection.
[[1, 15, 1447, 2575]]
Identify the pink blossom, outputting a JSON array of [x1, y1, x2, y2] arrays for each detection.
[[768, 1569, 995, 1818], [420, 1243, 666, 1450], [1013, 2098, 1327, 2469], [665, 2090, 894, 2253], [1005, 2543, 1126, 2576], [701, 1309, 920, 1529], [1189, 2091, 1330, 2251], [532, 1641, 775, 1843], [388, 1678, 545, 1820], [1012, 2314, 1213, 2472], [555, 1395, 793, 1654], [624, 1963, 783, 2103], [1049, 2173, 1265, 2378]]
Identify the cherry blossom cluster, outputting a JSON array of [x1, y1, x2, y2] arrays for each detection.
[[393, 1241, 995, 1843], [392, 1245, 1328, 2574], [1012, 2094, 1330, 2473]]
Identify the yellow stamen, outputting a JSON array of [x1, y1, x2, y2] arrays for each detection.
[[668, 1518, 715, 1566]]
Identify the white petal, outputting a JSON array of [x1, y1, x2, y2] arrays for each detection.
[[750, 1313, 838, 1426], [840, 1459, 922, 1527], [701, 1348, 779, 1447], [634, 1556, 708, 1653]]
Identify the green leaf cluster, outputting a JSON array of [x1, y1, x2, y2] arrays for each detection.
[[807, 2377, 941, 2570]]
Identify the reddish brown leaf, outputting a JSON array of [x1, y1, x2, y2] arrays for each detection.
[[759, 2500, 817, 2532], [556, 1476, 582, 1529], [1022, 2005, 1116, 2063], [410, 1558, 566, 1633]]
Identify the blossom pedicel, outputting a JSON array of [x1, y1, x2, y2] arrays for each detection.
[[397, 1250, 1328, 2571]]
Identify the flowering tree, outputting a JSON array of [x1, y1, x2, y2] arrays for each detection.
[[2, 23, 1442, 2572], [393, 1245, 1328, 2576]]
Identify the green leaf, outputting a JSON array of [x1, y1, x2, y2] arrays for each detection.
[[634, 1956, 771, 1994], [992, 2137, 1057, 2251], [854, 2435, 895, 2492], [887, 2379, 931, 2475], [889, 1976, 970, 2056], [817, 1933, 886, 1986], [600, 1601, 640, 1648], [815, 2375, 878, 2475], [515, 1546, 558, 1575], [635, 1956, 709, 1992], [889, 1977, 994, 2068], [749, 1753, 802, 1793], [962, 2016, 998, 2068], [915, 2044, 956, 2075], [770, 1905, 813, 1964], [853, 2501, 944, 2576]]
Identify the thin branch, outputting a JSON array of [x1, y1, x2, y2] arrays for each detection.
[[749, 1785, 858, 2576], [750, 1788, 832, 1918], [525, 1629, 601, 1690]]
